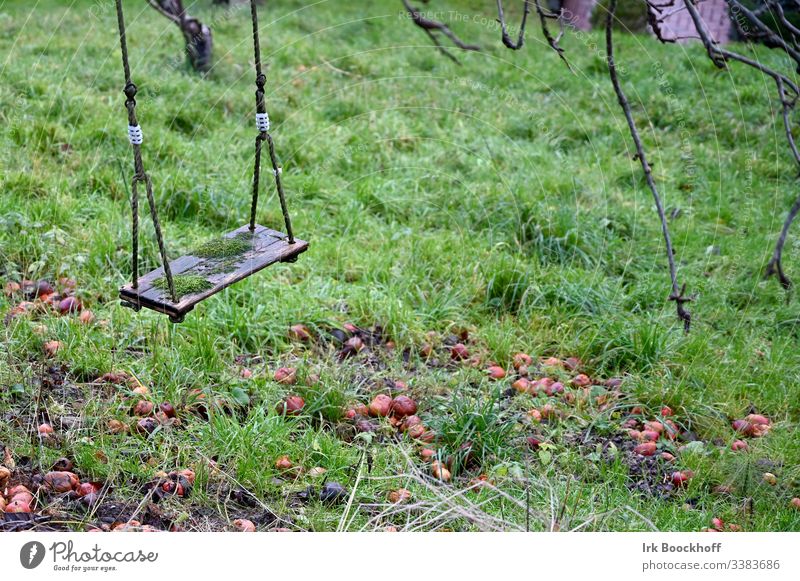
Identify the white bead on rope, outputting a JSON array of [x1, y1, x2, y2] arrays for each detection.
[[256, 112, 270, 133], [127, 125, 143, 145]]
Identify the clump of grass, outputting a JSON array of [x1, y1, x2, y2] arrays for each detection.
[[193, 234, 253, 259], [152, 274, 212, 298]]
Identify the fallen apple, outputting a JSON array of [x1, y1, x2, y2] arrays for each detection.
[[644, 421, 664, 434], [634, 442, 657, 456], [344, 336, 364, 353], [571, 374, 591, 387], [486, 365, 506, 380], [133, 400, 154, 416], [43, 340, 62, 357], [274, 367, 297, 385], [731, 419, 754, 436], [31, 280, 54, 298], [746, 414, 769, 426], [388, 488, 411, 504], [77, 482, 101, 497], [10, 491, 34, 505], [107, 419, 127, 434], [512, 378, 531, 393], [512, 353, 533, 369], [8, 485, 32, 497], [450, 343, 469, 361], [276, 395, 305, 416], [58, 296, 82, 315], [762, 472, 777, 486], [431, 461, 451, 482], [641, 430, 660, 442], [390, 395, 418, 418], [368, 394, 392, 417], [420, 448, 436, 462], [542, 357, 562, 368], [0, 466, 10, 488], [3, 281, 21, 296], [671, 470, 693, 487], [418, 429, 436, 443], [288, 324, 312, 342], [78, 310, 95, 325], [135, 417, 158, 435], [159, 402, 177, 418], [37, 423, 54, 436], [790, 498, 800, 510], [401, 415, 422, 432], [731, 440, 749, 452], [177, 469, 196, 484], [275, 455, 293, 471], [233, 518, 256, 532], [406, 424, 426, 440], [43, 471, 79, 493], [4, 499, 31, 513], [660, 406, 674, 417]]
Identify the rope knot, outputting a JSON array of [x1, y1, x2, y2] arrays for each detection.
[[256, 73, 266, 89], [124, 82, 138, 100]]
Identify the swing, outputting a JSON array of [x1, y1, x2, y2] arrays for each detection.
[[113, 0, 308, 323]]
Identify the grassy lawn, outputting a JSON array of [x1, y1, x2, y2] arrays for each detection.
[[1, 0, 799, 531]]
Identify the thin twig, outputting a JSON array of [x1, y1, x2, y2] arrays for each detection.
[[607, 0, 692, 331]]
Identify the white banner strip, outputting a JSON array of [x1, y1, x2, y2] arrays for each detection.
[[2, 532, 799, 579]]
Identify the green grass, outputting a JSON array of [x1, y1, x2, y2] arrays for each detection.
[[1, 0, 799, 531]]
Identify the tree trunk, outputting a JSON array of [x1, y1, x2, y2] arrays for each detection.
[[147, 0, 213, 73]]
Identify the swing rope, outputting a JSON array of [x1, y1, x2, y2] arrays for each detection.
[[113, 0, 297, 306], [115, 0, 177, 303], [248, 0, 294, 243]]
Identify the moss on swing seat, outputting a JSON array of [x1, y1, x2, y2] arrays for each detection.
[[151, 274, 213, 298], [193, 233, 254, 259]]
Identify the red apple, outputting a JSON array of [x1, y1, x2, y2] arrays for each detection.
[[288, 324, 312, 342], [450, 343, 469, 361], [634, 442, 657, 456], [276, 395, 305, 416], [368, 394, 392, 417], [390, 396, 417, 418], [274, 367, 297, 385], [58, 296, 82, 315]]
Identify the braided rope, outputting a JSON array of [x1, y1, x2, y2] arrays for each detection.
[[249, 0, 295, 243], [115, 0, 176, 303]]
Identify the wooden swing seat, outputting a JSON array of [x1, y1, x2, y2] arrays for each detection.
[[119, 224, 308, 322]]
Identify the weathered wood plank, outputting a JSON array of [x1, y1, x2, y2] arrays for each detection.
[[119, 224, 308, 320]]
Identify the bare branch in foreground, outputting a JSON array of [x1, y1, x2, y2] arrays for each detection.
[[402, 0, 480, 64], [607, 0, 692, 331], [496, 0, 531, 50]]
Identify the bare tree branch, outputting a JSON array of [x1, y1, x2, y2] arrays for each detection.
[[146, 0, 213, 72], [496, 0, 531, 50], [607, 0, 692, 331], [681, 0, 800, 287], [402, 0, 480, 64]]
